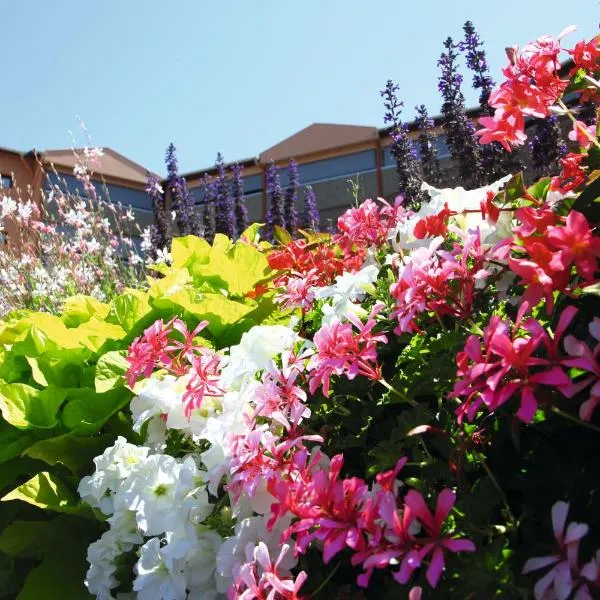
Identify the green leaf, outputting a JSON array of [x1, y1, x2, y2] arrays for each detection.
[[95, 350, 129, 393], [227, 241, 271, 296], [75, 318, 126, 352], [0, 457, 42, 493], [153, 290, 257, 337], [26, 357, 48, 387], [0, 552, 17, 597], [1, 472, 93, 518], [170, 235, 211, 270], [572, 175, 600, 222], [0, 421, 34, 466], [61, 295, 110, 327], [273, 225, 292, 245], [581, 282, 600, 296], [0, 520, 63, 559], [106, 289, 152, 333], [61, 387, 132, 433], [148, 268, 192, 299], [239, 223, 262, 244], [16, 537, 92, 599], [188, 238, 271, 296], [526, 177, 551, 202], [0, 384, 67, 429], [23, 433, 114, 475], [503, 172, 526, 204]]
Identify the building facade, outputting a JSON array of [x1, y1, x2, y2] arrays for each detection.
[[0, 145, 155, 245], [181, 121, 453, 228]]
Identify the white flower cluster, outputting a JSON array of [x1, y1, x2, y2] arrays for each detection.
[[80, 324, 303, 599], [78, 437, 222, 599], [389, 175, 513, 250], [314, 263, 380, 325]]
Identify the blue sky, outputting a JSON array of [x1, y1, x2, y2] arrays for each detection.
[[2, 1, 598, 175]]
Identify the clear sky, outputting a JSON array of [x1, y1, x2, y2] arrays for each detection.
[[2, 1, 598, 175]]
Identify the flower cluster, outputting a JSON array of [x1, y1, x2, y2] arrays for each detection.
[[476, 28, 599, 153], [523, 502, 599, 599], [73, 24, 600, 600], [0, 137, 147, 317]]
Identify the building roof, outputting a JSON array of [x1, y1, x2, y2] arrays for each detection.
[[41, 147, 154, 184], [259, 123, 379, 163]]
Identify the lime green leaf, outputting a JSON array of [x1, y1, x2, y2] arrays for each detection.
[[152, 290, 256, 336], [61, 295, 110, 327], [273, 225, 292, 245], [211, 233, 232, 254], [23, 433, 114, 475], [106, 289, 152, 333], [239, 223, 262, 244], [0, 384, 66, 429], [0, 422, 34, 466], [76, 318, 126, 352], [1, 472, 93, 518], [16, 537, 91, 599], [95, 350, 129, 393], [24, 356, 84, 389], [25, 357, 48, 387], [148, 268, 192, 299], [61, 387, 132, 433], [171, 235, 211, 269], [227, 242, 271, 295], [582, 282, 600, 296], [0, 520, 63, 559]]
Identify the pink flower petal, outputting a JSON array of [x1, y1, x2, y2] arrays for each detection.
[[426, 546, 446, 588], [434, 489, 456, 525], [523, 555, 561, 574], [552, 501, 569, 544], [564, 522, 589, 545]]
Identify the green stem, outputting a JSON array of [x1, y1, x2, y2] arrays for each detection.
[[379, 378, 418, 406], [309, 561, 341, 598], [584, 74, 600, 90], [551, 406, 600, 434], [481, 460, 516, 526], [557, 98, 600, 151]]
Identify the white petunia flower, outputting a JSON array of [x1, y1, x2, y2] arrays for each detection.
[[133, 537, 187, 600], [314, 264, 379, 325], [121, 454, 181, 535]]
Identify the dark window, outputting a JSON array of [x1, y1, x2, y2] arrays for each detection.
[[383, 135, 450, 165], [189, 173, 264, 206], [1, 175, 12, 189], [280, 150, 376, 187], [435, 135, 451, 160], [45, 172, 152, 210], [244, 173, 262, 194]]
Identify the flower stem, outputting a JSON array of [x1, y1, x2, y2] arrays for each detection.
[[379, 378, 418, 406], [583, 74, 600, 90], [557, 98, 600, 151], [481, 460, 516, 527], [551, 406, 600, 434], [309, 561, 341, 598]]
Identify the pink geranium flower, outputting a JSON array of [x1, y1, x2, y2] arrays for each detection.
[[452, 313, 572, 423], [562, 317, 600, 421], [568, 120, 597, 149], [547, 210, 600, 282], [307, 305, 387, 396], [395, 489, 475, 588], [523, 501, 593, 600]]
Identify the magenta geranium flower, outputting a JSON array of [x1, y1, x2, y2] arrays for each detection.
[[396, 489, 475, 588]]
